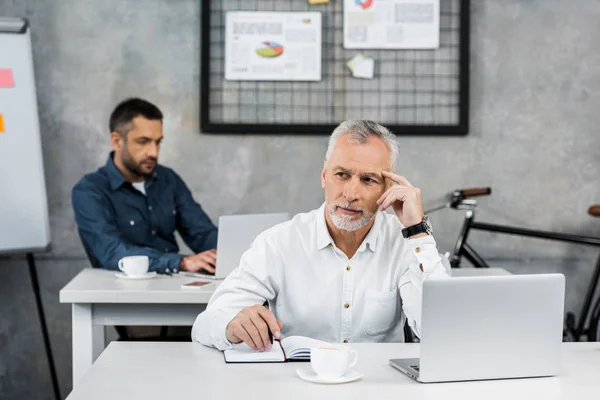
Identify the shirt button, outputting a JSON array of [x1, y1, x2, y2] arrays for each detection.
[[346, 266, 351, 271], [152, 230, 156, 235], [165, 248, 169, 252], [343, 340, 349, 343], [344, 303, 350, 309], [148, 206, 153, 211], [415, 247, 421, 253], [130, 220, 135, 226]]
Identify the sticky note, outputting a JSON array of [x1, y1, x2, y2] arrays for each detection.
[[347, 54, 375, 79], [0, 69, 15, 88], [0, 114, 4, 133], [347, 53, 366, 73], [353, 58, 375, 79]]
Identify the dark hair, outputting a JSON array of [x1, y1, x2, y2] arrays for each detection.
[[109, 98, 163, 136]]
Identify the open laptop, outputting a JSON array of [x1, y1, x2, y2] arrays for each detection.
[[180, 213, 289, 280], [390, 274, 565, 383]]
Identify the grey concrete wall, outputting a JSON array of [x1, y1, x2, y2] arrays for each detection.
[[0, 0, 599, 398]]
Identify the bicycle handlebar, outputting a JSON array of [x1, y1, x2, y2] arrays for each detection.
[[427, 187, 493, 213], [455, 187, 492, 198], [449, 187, 492, 208]]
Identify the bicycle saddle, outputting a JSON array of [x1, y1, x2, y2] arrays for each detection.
[[589, 205, 600, 217]]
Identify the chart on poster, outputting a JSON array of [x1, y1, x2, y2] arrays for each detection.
[[225, 11, 322, 81]]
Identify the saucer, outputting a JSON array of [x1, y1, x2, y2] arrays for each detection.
[[114, 271, 157, 280], [296, 368, 364, 384]]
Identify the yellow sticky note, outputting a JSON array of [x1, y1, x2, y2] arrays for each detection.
[[0, 114, 4, 133], [308, 0, 329, 4]]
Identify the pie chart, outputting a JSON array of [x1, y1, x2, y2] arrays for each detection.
[[354, 0, 373, 10], [256, 41, 284, 58]]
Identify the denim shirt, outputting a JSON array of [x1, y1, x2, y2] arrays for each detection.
[[72, 153, 218, 273]]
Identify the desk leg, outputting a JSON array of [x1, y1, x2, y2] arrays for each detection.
[[72, 303, 94, 386], [92, 323, 105, 361]]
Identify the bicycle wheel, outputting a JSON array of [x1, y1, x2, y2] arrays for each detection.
[[587, 297, 600, 342]]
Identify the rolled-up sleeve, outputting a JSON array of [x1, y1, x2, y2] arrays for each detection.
[[191, 232, 280, 350], [398, 235, 449, 338]]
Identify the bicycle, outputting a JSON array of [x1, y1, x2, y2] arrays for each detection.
[[426, 187, 600, 342]]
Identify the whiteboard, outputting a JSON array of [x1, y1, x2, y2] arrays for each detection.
[[0, 18, 50, 253]]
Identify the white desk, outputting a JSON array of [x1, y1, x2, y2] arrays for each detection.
[[60, 267, 511, 386], [66, 342, 600, 400], [59, 269, 219, 385]]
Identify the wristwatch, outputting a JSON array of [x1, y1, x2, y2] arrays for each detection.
[[402, 215, 433, 238]]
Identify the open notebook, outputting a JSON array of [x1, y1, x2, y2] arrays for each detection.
[[224, 336, 328, 363]]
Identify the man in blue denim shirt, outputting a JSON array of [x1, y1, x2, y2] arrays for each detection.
[[72, 98, 218, 274]]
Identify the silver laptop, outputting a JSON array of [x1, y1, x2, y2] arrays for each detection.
[[390, 274, 565, 383], [180, 213, 289, 280]]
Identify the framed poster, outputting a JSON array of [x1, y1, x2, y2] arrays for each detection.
[[200, 0, 470, 135], [225, 12, 322, 81], [343, 0, 440, 49]]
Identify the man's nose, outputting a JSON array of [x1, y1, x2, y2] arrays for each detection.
[[343, 178, 359, 202], [147, 143, 159, 158]]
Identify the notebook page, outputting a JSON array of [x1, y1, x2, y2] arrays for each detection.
[[224, 342, 285, 363], [280, 336, 329, 359]]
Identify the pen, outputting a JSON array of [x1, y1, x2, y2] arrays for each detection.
[[262, 300, 273, 344]]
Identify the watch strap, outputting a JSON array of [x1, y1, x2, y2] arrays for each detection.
[[402, 220, 428, 238]]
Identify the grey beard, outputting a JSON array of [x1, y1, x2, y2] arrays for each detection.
[[328, 203, 375, 231]]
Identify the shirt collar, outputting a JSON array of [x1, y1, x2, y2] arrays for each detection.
[[317, 203, 333, 250], [316, 203, 381, 253], [105, 152, 127, 191], [105, 152, 158, 191]]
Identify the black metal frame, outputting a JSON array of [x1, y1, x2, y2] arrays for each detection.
[[200, 0, 470, 135], [26, 253, 61, 400], [450, 211, 600, 342]]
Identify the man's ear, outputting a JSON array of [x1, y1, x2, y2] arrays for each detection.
[[110, 132, 123, 152], [321, 160, 327, 189]]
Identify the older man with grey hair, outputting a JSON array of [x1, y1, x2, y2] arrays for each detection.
[[192, 120, 449, 351]]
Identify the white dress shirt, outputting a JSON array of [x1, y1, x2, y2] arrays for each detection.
[[192, 204, 449, 350]]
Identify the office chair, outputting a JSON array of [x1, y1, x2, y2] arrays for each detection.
[[403, 319, 415, 343]]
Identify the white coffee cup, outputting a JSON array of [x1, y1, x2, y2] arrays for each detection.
[[310, 345, 358, 379], [118, 256, 149, 276]]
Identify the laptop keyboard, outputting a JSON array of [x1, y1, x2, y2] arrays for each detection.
[[411, 365, 420, 371]]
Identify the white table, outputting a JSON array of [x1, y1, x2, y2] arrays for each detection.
[[59, 269, 219, 385], [60, 267, 511, 386], [66, 342, 600, 400]]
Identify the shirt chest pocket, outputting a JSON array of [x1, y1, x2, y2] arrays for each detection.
[[117, 214, 148, 244], [363, 289, 400, 336]]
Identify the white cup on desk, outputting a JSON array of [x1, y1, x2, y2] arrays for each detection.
[[118, 256, 149, 277], [310, 345, 358, 379]]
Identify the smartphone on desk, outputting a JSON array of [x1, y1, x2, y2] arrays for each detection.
[[181, 281, 215, 290]]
